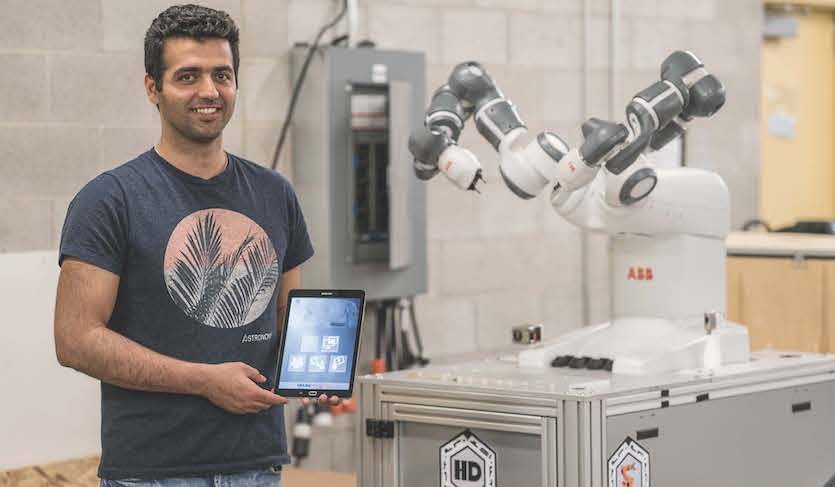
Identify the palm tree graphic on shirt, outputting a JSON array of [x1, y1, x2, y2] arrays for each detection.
[[164, 209, 279, 329]]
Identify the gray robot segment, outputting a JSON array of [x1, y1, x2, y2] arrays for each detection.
[[475, 100, 526, 150]]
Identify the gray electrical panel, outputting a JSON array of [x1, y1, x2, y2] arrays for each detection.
[[290, 47, 427, 300]]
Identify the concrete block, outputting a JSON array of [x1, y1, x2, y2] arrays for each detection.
[[588, 17, 631, 71], [52, 196, 74, 248], [240, 57, 289, 122], [222, 117, 246, 158], [509, 13, 581, 69], [620, 0, 660, 17], [685, 21, 742, 75], [288, 0, 344, 45], [719, 163, 758, 230], [629, 20, 688, 70], [478, 183, 541, 238], [685, 120, 742, 171], [442, 9, 508, 65], [659, 0, 715, 20], [0, 55, 48, 122], [0, 199, 53, 252], [0, 0, 99, 50], [716, 75, 759, 123], [475, 290, 542, 351], [585, 232, 610, 324], [241, 0, 289, 57], [0, 127, 101, 199], [541, 0, 583, 14], [590, 0, 611, 15], [475, 0, 539, 10], [613, 69, 655, 109], [542, 71, 582, 123], [368, 4, 441, 64], [50, 53, 157, 126], [242, 124, 289, 174], [426, 239, 442, 296], [585, 70, 611, 119], [717, 0, 762, 20], [488, 66, 544, 125], [427, 181, 480, 240], [738, 118, 760, 174], [101, 127, 159, 168], [440, 240, 503, 295], [520, 235, 583, 290], [541, 286, 585, 336], [413, 294, 478, 357], [102, 0, 242, 52], [376, 0, 470, 6]]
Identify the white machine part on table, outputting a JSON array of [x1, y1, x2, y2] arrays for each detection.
[[358, 352, 835, 487], [408, 51, 749, 374]]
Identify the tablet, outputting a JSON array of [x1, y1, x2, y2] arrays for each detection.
[[274, 289, 366, 398]]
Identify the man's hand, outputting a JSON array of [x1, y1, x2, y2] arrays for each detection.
[[200, 362, 288, 414]]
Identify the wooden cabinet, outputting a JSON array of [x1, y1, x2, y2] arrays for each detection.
[[726, 232, 835, 353]]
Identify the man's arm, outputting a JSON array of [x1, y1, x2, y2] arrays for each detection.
[[54, 257, 286, 414]]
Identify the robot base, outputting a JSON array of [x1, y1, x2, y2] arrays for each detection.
[[517, 317, 750, 374]]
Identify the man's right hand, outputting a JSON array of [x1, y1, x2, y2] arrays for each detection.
[[200, 362, 287, 414]]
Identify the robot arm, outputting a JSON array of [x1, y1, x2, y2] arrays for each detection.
[[409, 51, 726, 214], [409, 62, 585, 198]]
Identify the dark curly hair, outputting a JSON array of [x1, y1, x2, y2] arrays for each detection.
[[144, 4, 240, 91]]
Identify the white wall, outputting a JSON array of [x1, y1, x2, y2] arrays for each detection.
[[0, 251, 100, 470]]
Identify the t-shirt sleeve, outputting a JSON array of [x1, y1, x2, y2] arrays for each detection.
[[58, 173, 129, 275], [282, 184, 314, 273]]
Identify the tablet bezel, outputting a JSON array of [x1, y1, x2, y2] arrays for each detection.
[[273, 289, 366, 399]]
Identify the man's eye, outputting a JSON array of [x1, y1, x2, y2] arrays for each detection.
[[179, 74, 194, 82], [216, 72, 231, 81]]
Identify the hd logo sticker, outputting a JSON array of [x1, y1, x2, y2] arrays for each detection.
[[440, 430, 497, 487], [608, 437, 650, 487]]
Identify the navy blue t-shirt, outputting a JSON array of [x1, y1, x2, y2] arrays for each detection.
[[59, 149, 314, 479]]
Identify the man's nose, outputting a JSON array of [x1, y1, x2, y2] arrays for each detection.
[[197, 75, 220, 99]]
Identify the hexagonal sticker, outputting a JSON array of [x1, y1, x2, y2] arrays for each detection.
[[608, 437, 650, 487], [440, 430, 497, 487]]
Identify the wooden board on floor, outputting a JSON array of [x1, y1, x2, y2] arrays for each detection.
[[283, 467, 356, 487], [0, 458, 356, 487]]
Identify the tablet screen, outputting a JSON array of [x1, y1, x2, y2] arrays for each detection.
[[277, 294, 363, 393]]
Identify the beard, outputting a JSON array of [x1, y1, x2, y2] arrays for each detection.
[[158, 97, 234, 144]]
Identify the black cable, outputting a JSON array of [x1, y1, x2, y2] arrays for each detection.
[[407, 297, 429, 367], [741, 219, 772, 232], [270, 0, 349, 170]]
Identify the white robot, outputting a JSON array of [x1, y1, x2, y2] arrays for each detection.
[[409, 51, 750, 374]]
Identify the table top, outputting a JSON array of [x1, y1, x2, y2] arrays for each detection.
[[726, 231, 835, 258]]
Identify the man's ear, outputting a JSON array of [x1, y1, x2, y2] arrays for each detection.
[[144, 73, 160, 106]]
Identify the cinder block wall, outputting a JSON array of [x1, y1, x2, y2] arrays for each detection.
[[0, 0, 762, 357]]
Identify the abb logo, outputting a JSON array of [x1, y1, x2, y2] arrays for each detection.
[[444, 160, 453, 172], [568, 162, 577, 173], [627, 267, 654, 281]]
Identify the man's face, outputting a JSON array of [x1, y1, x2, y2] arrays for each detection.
[[145, 37, 237, 144]]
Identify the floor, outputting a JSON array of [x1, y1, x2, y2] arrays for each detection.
[[0, 457, 356, 487]]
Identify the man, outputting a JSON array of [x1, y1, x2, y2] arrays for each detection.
[[54, 5, 333, 485]]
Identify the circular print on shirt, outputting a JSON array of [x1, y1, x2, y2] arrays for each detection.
[[164, 208, 279, 328]]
